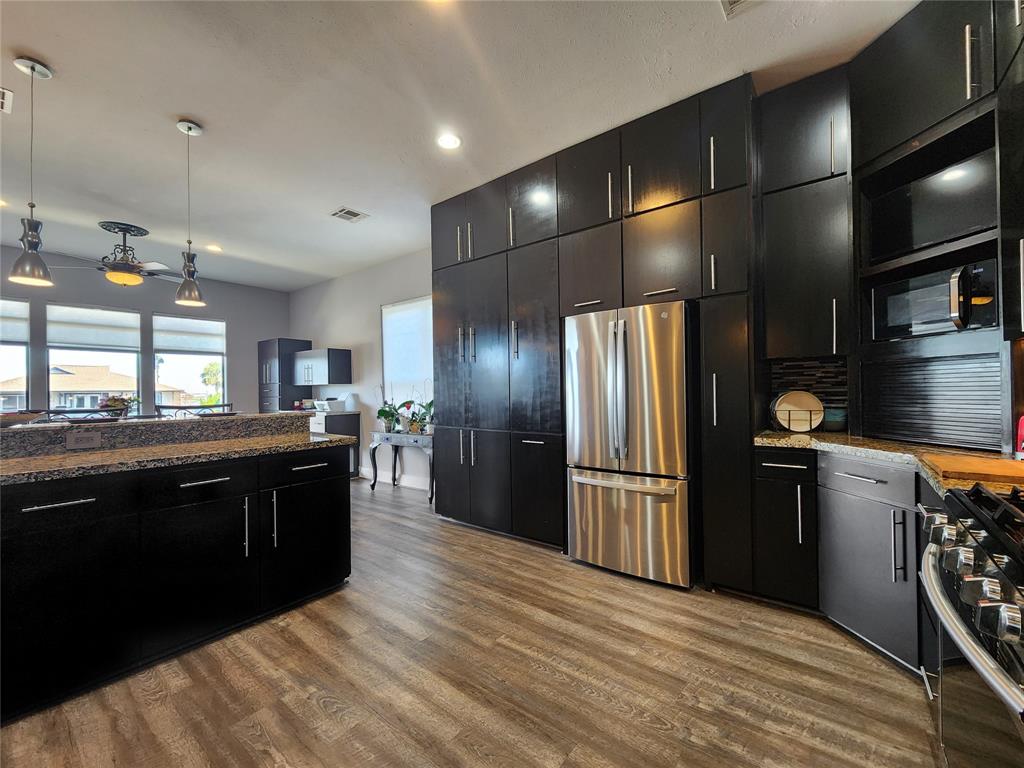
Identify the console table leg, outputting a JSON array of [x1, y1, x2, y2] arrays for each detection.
[[369, 442, 381, 490], [425, 448, 434, 504], [392, 445, 400, 487]]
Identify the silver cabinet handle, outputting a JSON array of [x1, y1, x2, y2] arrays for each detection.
[[508, 206, 514, 247], [1019, 239, 1023, 333], [711, 372, 718, 427], [761, 462, 808, 470], [709, 135, 716, 190], [179, 476, 231, 488], [710, 253, 717, 292], [607, 171, 613, 219], [511, 320, 519, 359], [964, 24, 974, 100], [642, 287, 678, 297], [22, 497, 95, 513], [796, 484, 803, 545], [571, 474, 677, 496], [607, 320, 618, 460], [891, 509, 906, 582], [470, 430, 476, 466], [457, 224, 462, 262], [829, 117, 835, 174], [291, 462, 329, 471], [458, 326, 465, 362], [834, 471, 880, 484], [574, 299, 602, 308], [272, 490, 278, 548], [459, 429, 464, 465], [467, 221, 473, 259], [244, 497, 250, 558], [626, 164, 633, 213], [469, 326, 476, 362], [521, 439, 545, 445], [831, 298, 837, 354]]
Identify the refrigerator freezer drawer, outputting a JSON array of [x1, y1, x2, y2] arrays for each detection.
[[568, 468, 690, 587]]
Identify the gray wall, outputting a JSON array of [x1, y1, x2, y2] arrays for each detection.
[[289, 248, 432, 488], [1, 245, 291, 413]]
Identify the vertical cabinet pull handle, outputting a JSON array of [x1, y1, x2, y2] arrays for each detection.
[[796, 484, 803, 544], [626, 164, 633, 213], [709, 136, 716, 190], [272, 490, 278, 548], [512, 320, 519, 359], [711, 372, 718, 427], [458, 327, 465, 362], [467, 221, 473, 259], [832, 298, 838, 355], [243, 497, 250, 558], [891, 509, 907, 583], [470, 430, 476, 466], [457, 225, 462, 262], [829, 117, 835, 174], [607, 172, 613, 219], [964, 24, 974, 100], [459, 429, 464, 465], [710, 253, 717, 292], [508, 206, 514, 247], [469, 326, 476, 362]]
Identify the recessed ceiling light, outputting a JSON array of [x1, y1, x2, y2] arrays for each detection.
[[437, 131, 462, 150], [205, 244, 223, 252]]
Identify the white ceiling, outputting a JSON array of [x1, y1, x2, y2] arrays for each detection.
[[0, 0, 915, 292]]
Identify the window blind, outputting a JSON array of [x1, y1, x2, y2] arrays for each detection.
[[46, 304, 141, 350], [153, 315, 226, 354], [0, 300, 29, 343], [381, 295, 432, 403]]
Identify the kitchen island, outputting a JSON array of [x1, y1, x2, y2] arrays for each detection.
[[0, 412, 356, 722]]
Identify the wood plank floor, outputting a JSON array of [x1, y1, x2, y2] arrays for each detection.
[[2, 480, 940, 767]]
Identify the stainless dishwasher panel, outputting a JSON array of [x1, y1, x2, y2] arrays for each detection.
[[568, 468, 690, 587]]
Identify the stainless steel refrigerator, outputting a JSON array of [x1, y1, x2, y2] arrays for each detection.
[[564, 300, 691, 587]]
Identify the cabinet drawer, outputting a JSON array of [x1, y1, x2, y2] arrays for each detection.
[[259, 446, 349, 489], [754, 448, 816, 482], [817, 453, 915, 507], [2, 473, 140, 537], [259, 383, 279, 397], [141, 459, 258, 510]]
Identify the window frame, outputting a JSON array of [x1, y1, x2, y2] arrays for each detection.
[[45, 344, 142, 413], [0, 341, 29, 411], [152, 350, 227, 408]]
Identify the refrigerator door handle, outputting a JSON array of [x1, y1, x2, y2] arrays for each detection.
[[571, 474, 677, 496], [607, 320, 618, 459], [616, 319, 628, 459]]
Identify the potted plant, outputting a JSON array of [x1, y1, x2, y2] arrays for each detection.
[[376, 400, 400, 433], [418, 400, 434, 434], [396, 400, 415, 432]]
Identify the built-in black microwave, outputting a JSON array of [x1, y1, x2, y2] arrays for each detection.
[[871, 259, 998, 341]]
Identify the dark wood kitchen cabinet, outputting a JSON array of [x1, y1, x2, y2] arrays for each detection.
[[511, 433, 565, 547], [465, 254, 510, 430], [140, 494, 260, 659], [700, 75, 751, 194], [509, 240, 562, 433], [431, 193, 467, 270], [759, 66, 849, 194], [701, 293, 753, 592], [1, 478, 139, 720], [466, 177, 508, 260], [433, 426, 471, 523], [701, 186, 750, 295], [819, 487, 917, 667], [763, 175, 850, 358], [620, 97, 700, 215], [999, 42, 1024, 339], [433, 264, 468, 427], [508, 156, 558, 248], [996, 0, 1024, 86], [259, 476, 351, 612], [622, 199, 701, 305], [258, 338, 312, 412], [557, 130, 621, 235], [434, 427, 511, 534], [850, 0, 995, 166], [559, 221, 623, 316]]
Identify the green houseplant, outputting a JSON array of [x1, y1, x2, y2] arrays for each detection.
[[377, 400, 401, 433]]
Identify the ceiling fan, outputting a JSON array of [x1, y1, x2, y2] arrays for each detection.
[[49, 221, 178, 286]]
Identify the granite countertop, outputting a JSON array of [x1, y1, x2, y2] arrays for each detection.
[[754, 430, 1018, 496], [0, 432, 357, 486]]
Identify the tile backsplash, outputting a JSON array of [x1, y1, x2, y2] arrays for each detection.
[[769, 358, 848, 409]]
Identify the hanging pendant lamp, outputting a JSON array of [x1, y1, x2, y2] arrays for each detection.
[[174, 119, 206, 307], [8, 57, 54, 287]]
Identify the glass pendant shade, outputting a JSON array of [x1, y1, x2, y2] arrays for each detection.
[[9, 217, 53, 286], [175, 251, 205, 307]]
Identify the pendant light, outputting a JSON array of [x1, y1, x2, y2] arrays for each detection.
[[8, 57, 54, 287], [174, 119, 206, 307]]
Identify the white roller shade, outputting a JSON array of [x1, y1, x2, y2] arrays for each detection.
[[47, 304, 140, 350], [382, 295, 432, 403], [153, 315, 226, 354], [0, 300, 29, 343]]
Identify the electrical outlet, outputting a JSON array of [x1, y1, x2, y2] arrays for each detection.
[[65, 429, 101, 450]]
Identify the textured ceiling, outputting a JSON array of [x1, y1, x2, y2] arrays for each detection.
[[0, 0, 915, 292]]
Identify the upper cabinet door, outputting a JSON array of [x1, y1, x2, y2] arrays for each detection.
[[763, 176, 850, 359], [507, 156, 557, 248], [621, 98, 700, 215], [995, 0, 1024, 86], [464, 254, 509, 431], [999, 42, 1024, 339], [760, 67, 849, 194], [431, 194, 467, 270], [850, 0, 995, 166], [558, 221, 623, 316], [622, 199, 701, 306], [509, 240, 562, 434], [702, 186, 750, 296], [557, 130, 621, 235], [465, 177, 508, 260], [700, 75, 751, 194]]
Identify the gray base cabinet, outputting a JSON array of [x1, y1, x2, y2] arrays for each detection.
[[818, 486, 917, 667]]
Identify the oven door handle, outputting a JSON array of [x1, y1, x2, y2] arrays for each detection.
[[921, 544, 1024, 715], [949, 265, 970, 330]]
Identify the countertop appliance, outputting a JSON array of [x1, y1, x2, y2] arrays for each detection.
[[921, 484, 1024, 767], [564, 301, 691, 587]]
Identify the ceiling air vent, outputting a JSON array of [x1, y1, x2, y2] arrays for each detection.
[[720, 0, 752, 19], [0, 88, 13, 114], [330, 206, 370, 223]]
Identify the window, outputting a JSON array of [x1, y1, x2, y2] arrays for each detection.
[[0, 299, 29, 411], [153, 315, 227, 407], [381, 296, 432, 403], [46, 304, 141, 412]]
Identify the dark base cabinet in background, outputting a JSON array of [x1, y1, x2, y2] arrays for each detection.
[[433, 427, 513, 534], [511, 434, 565, 547], [433, 426, 471, 524], [258, 338, 312, 412]]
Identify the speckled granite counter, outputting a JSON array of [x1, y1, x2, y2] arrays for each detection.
[[754, 431, 1017, 496]]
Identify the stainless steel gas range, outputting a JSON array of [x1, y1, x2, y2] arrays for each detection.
[[921, 484, 1024, 767]]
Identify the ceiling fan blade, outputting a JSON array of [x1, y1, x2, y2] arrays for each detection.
[[137, 262, 170, 271], [48, 265, 103, 270], [149, 273, 182, 284]]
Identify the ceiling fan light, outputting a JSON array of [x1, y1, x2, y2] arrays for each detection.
[[8, 217, 53, 287], [104, 269, 144, 286]]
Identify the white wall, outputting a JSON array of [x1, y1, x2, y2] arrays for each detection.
[[288, 248, 432, 488], [1, 245, 291, 413]]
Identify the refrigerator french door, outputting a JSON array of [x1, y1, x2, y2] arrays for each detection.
[[564, 301, 691, 587]]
